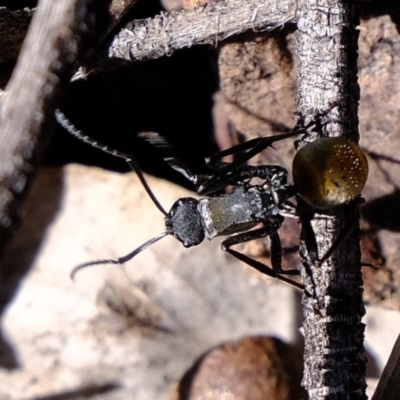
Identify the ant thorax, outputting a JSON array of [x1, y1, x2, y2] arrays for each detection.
[[198, 185, 272, 240]]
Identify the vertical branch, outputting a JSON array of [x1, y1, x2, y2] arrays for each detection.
[[296, 1, 367, 399], [0, 0, 104, 260]]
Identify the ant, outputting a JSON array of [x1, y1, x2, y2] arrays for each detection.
[[55, 108, 368, 291], [198, 110, 369, 267]]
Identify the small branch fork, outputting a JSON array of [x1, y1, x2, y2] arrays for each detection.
[[296, 0, 367, 399]]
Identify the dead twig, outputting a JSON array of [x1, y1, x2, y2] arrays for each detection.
[[73, 0, 296, 79], [295, 0, 367, 398], [0, 0, 106, 260]]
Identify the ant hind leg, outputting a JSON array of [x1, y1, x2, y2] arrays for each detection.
[[221, 225, 303, 290]]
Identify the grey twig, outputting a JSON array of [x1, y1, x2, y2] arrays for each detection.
[[72, 0, 296, 79], [295, 0, 366, 399], [0, 0, 104, 260], [109, 0, 295, 61]]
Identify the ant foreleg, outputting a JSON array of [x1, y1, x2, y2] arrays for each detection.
[[201, 104, 339, 195], [206, 130, 304, 168], [221, 224, 303, 290], [199, 163, 291, 195], [200, 130, 305, 194], [137, 132, 213, 186]]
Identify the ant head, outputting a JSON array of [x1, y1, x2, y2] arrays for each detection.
[[165, 197, 205, 248]]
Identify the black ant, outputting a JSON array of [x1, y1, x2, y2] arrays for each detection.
[[55, 108, 368, 290]]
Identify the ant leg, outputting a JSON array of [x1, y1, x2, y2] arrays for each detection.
[[200, 130, 305, 194], [136, 131, 255, 192], [201, 104, 339, 194], [298, 198, 364, 267], [137, 132, 215, 186], [138, 131, 292, 193], [224, 230, 300, 276], [126, 131, 290, 195], [221, 225, 303, 290], [318, 199, 364, 266], [199, 163, 291, 195], [297, 211, 319, 265], [224, 247, 304, 290], [206, 130, 305, 168], [220, 164, 289, 183], [268, 231, 299, 276]]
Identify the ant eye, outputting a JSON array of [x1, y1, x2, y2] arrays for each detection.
[[292, 137, 368, 208]]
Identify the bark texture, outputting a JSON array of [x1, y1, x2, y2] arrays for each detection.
[[109, 0, 295, 61], [0, 0, 104, 261], [295, 1, 367, 399]]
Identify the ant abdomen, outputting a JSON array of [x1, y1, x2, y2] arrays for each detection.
[[292, 137, 368, 209]]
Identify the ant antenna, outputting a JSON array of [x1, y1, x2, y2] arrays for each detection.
[[55, 109, 168, 216], [70, 232, 168, 280]]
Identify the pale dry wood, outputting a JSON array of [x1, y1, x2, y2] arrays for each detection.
[[295, 0, 366, 399], [72, 0, 296, 79], [110, 0, 295, 60], [0, 0, 103, 260], [0, 0, 135, 258]]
